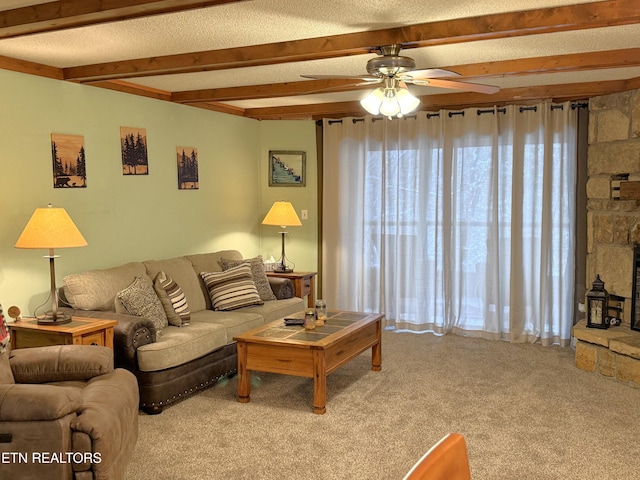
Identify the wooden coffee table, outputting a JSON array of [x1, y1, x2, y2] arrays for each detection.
[[233, 310, 383, 414]]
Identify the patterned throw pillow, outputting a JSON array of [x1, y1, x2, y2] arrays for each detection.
[[154, 271, 191, 327], [201, 263, 264, 311], [117, 275, 168, 332], [220, 255, 277, 302], [0, 304, 9, 353], [0, 304, 15, 384]]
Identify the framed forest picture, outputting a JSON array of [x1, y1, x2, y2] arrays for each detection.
[[177, 146, 199, 189], [51, 133, 87, 188], [120, 126, 148, 175]]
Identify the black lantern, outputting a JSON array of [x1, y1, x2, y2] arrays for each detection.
[[586, 274, 609, 329]]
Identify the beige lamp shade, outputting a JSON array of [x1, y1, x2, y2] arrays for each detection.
[[262, 201, 302, 228], [15, 204, 87, 249]]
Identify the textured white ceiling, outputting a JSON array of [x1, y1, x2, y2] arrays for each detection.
[[0, 0, 604, 66], [0, 0, 636, 116]]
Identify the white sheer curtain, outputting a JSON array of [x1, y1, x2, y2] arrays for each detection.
[[322, 102, 577, 346]]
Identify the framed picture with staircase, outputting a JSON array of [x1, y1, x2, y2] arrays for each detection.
[[269, 150, 305, 186]]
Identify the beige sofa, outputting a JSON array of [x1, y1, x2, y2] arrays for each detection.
[[61, 250, 305, 414]]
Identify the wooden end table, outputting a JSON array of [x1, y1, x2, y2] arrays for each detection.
[[266, 271, 317, 308], [234, 310, 382, 414], [9, 316, 117, 350]]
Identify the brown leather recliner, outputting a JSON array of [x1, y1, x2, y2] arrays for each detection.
[[0, 344, 139, 480]]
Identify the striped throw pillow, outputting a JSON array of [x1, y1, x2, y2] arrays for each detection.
[[200, 263, 263, 311], [155, 271, 191, 326]]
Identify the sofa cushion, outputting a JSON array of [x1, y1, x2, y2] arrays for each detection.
[[63, 262, 147, 311], [117, 276, 168, 332], [187, 250, 243, 274], [201, 264, 264, 311], [190, 309, 263, 340], [144, 257, 207, 313], [10, 345, 113, 383], [240, 296, 306, 323], [136, 323, 227, 372], [220, 255, 277, 302], [154, 271, 191, 327]]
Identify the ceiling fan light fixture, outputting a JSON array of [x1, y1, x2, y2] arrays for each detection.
[[360, 87, 385, 115], [379, 92, 401, 118], [361, 81, 419, 119], [396, 86, 420, 115]]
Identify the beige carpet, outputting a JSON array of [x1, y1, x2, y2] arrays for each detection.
[[126, 331, 640, 479]]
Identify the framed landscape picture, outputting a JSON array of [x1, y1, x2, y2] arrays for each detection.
[[120, 126, 148, 175], [269, 150, 305, 186], [177, 146, 199, 190], [51, 133, 87, 188]]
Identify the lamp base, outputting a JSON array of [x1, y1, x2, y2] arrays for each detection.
[[37, 312, 72, 326], [274, 266, 293, 273]]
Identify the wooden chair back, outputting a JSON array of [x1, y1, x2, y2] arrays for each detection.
[[403, 433, 471, 480]]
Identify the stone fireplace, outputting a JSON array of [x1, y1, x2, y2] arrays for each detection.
[[573, 87, 640, 387], [586, 88, 640, 325]]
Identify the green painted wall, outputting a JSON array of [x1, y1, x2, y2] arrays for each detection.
[[258, 121, 318, 275], [0, 69, 318, 317]]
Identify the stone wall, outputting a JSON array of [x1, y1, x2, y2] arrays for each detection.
[[573, 320, 640, 388], [587, 88, 640, 325]]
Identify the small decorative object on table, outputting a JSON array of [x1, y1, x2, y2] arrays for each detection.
[[586, 274, 609, 329], [315, 299, 327, 326], [304, 309, 316, 330], [7, 306, 21, 323]]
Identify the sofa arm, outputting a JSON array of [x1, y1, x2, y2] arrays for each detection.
[[10, 345, 113, 384], [269, 277, 294, 300], [62, 310, 156, 370], [0, 384, 83, 421]]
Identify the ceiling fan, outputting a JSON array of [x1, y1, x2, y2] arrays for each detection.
[[302, 44, 499, 118]]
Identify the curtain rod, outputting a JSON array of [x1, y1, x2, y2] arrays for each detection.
[[326, 102, 588, 124]]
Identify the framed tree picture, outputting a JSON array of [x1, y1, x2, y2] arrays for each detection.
[[177, 146, 199, 189], [269, 150, 305, 186], [51, 133, 87, 188], [120, 126, 148, 175]]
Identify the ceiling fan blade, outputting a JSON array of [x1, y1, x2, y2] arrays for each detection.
[[417, 78, 500, 94], [301, 74, 380, 82], [403, 68, 460, 80]]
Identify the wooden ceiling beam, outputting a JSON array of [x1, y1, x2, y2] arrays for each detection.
[[0, 0, 247, 39], [63, 0, 640, 82], [445, 48, 640, 79], [169, 48, 640, 103], [171, 79, 369, 103], [89, 80, 172, 101], [241, 78, 638, 120], [0, 53, 63, 79]]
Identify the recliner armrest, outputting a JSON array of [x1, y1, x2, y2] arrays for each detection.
[[0, 384, 83, 421], [10, 345, 113, 384]]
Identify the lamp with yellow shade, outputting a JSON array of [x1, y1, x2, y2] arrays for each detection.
[[15, 204, 87, 324], [262, 201, 302, 273]]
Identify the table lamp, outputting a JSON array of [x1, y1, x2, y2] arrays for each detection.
[[262, 201, 301, 273], [15, 203, 87, 324]]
